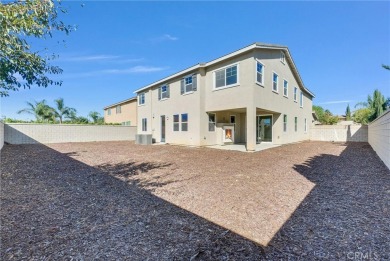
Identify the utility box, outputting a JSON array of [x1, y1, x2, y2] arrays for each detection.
[[135, 134, 152, 145]]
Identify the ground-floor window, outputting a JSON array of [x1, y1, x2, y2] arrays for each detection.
[[283, 115, 287, 132], [294, 117, 297, 132], [208, 113, 216, 131], [181, 113, 188, 131], [173, 114, 179, 131], [304, 118, 307, 133], [142, 118, 147, 131]]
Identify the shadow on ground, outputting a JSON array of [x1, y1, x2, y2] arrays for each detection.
[[1, 142, 389, 260]]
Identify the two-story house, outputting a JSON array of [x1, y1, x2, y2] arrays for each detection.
[[104, 97, 137, 126], [134, 42, 315, 151]]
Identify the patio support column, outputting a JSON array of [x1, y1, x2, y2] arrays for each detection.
[[246, 106, 256, 151]]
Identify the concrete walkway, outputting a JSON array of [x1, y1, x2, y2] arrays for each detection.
[[206, 142, 280, 152]]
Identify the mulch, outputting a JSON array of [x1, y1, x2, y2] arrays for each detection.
[[1, 141, 389, 260]]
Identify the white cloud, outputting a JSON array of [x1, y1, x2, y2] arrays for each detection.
[[151, 34, 179, 43], [162, 34, 178, 41], [318, 100, 353, 105], [61, 55, 120, 62], [101, 66, 168, 74]]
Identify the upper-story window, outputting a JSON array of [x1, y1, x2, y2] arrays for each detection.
[[158, 84, 170, 100], [181, 74, 197, 94], [283, 80, 288, 97], [300, 91, 304, 107], [272, 72, 279, 92], [256, 61, 264, 85], [116, 105, 121, 114], [138, 93, 145, 105], [215, 64, 238, 88], [294, 87, 298, 102], [107, 108, 111, 115], [280, 51, 286, 63]]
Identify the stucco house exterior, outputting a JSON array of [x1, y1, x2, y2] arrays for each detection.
[[134, 42, 315, 151], [104, 97, 137, 126]]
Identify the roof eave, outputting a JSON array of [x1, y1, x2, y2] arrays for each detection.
[[104, 97, 137, 110]]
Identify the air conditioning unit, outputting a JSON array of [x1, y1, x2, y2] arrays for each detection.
[[135, 134, 152, 145]]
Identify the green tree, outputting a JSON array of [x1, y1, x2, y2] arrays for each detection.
[[88, 111, 103, 124], [352, 108, 372, 125], [312, 105, 339, 125], [17, 99, 54, 122], [0, 0, 73, 97], [355, 89, 388, 121], [345, 104, 351, 121], [73, 116, 89, 124], [52, 98, 76, 123]]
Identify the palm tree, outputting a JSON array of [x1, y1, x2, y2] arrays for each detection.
[[17, 100, 54, 122], [88, 111, 101, 124], [52, 98, 77, 123]]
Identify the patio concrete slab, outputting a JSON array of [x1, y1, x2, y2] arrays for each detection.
[[206, 142, 280, 152]]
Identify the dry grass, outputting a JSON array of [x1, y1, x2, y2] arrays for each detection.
[[1, 141, 389, 260]]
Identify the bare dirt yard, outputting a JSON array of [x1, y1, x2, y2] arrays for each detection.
[[1, 141, 389, 260]]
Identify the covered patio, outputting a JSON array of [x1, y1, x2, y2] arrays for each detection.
[[207, 107, 281, 151]]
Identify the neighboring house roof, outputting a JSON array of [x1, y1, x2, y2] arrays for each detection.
[[133, 42, 315, 97], [104, 97, 137, 110]]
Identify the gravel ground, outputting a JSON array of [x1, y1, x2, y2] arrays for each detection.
[[1, 141, 389, 260]]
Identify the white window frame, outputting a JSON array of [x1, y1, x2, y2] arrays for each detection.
[[184, 75, 194, 94], [142, 118, 147, 132], [300, 91, 304, 108], [208, 113, 216, 132], [283, 79, 288, 97], [107, 108, 111, 115], [255, 60, 264, 86], [283, 114, 287, 132], [304, 118, 307, 133], [294, 117, 297, 132], [138, 93, 145, 106], [293, 87, 298, 102], [280, 51, 286, 64], [272, 72, 279, 93], [213, 63, 240, 90], [173, 114, 179, 132], [181, 113, 188, 131], [116, 105, 121, 114], [159, 84, 169, 100]]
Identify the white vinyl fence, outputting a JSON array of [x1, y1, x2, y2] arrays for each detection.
[[4, 123, 136, 144], [368, 110, 390, 170]]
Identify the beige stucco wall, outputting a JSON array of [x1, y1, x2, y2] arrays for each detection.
[[104, 100, 137, 126], [0, 121, 4, 150], [5, 124, 136, 144], [368, 110, 390, 170], [136, 48, 313, 149], [310, 125, 368, 142], [253, 49, 313, 144]]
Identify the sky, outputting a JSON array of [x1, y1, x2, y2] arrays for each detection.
[[1, 1, 389, 120]]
